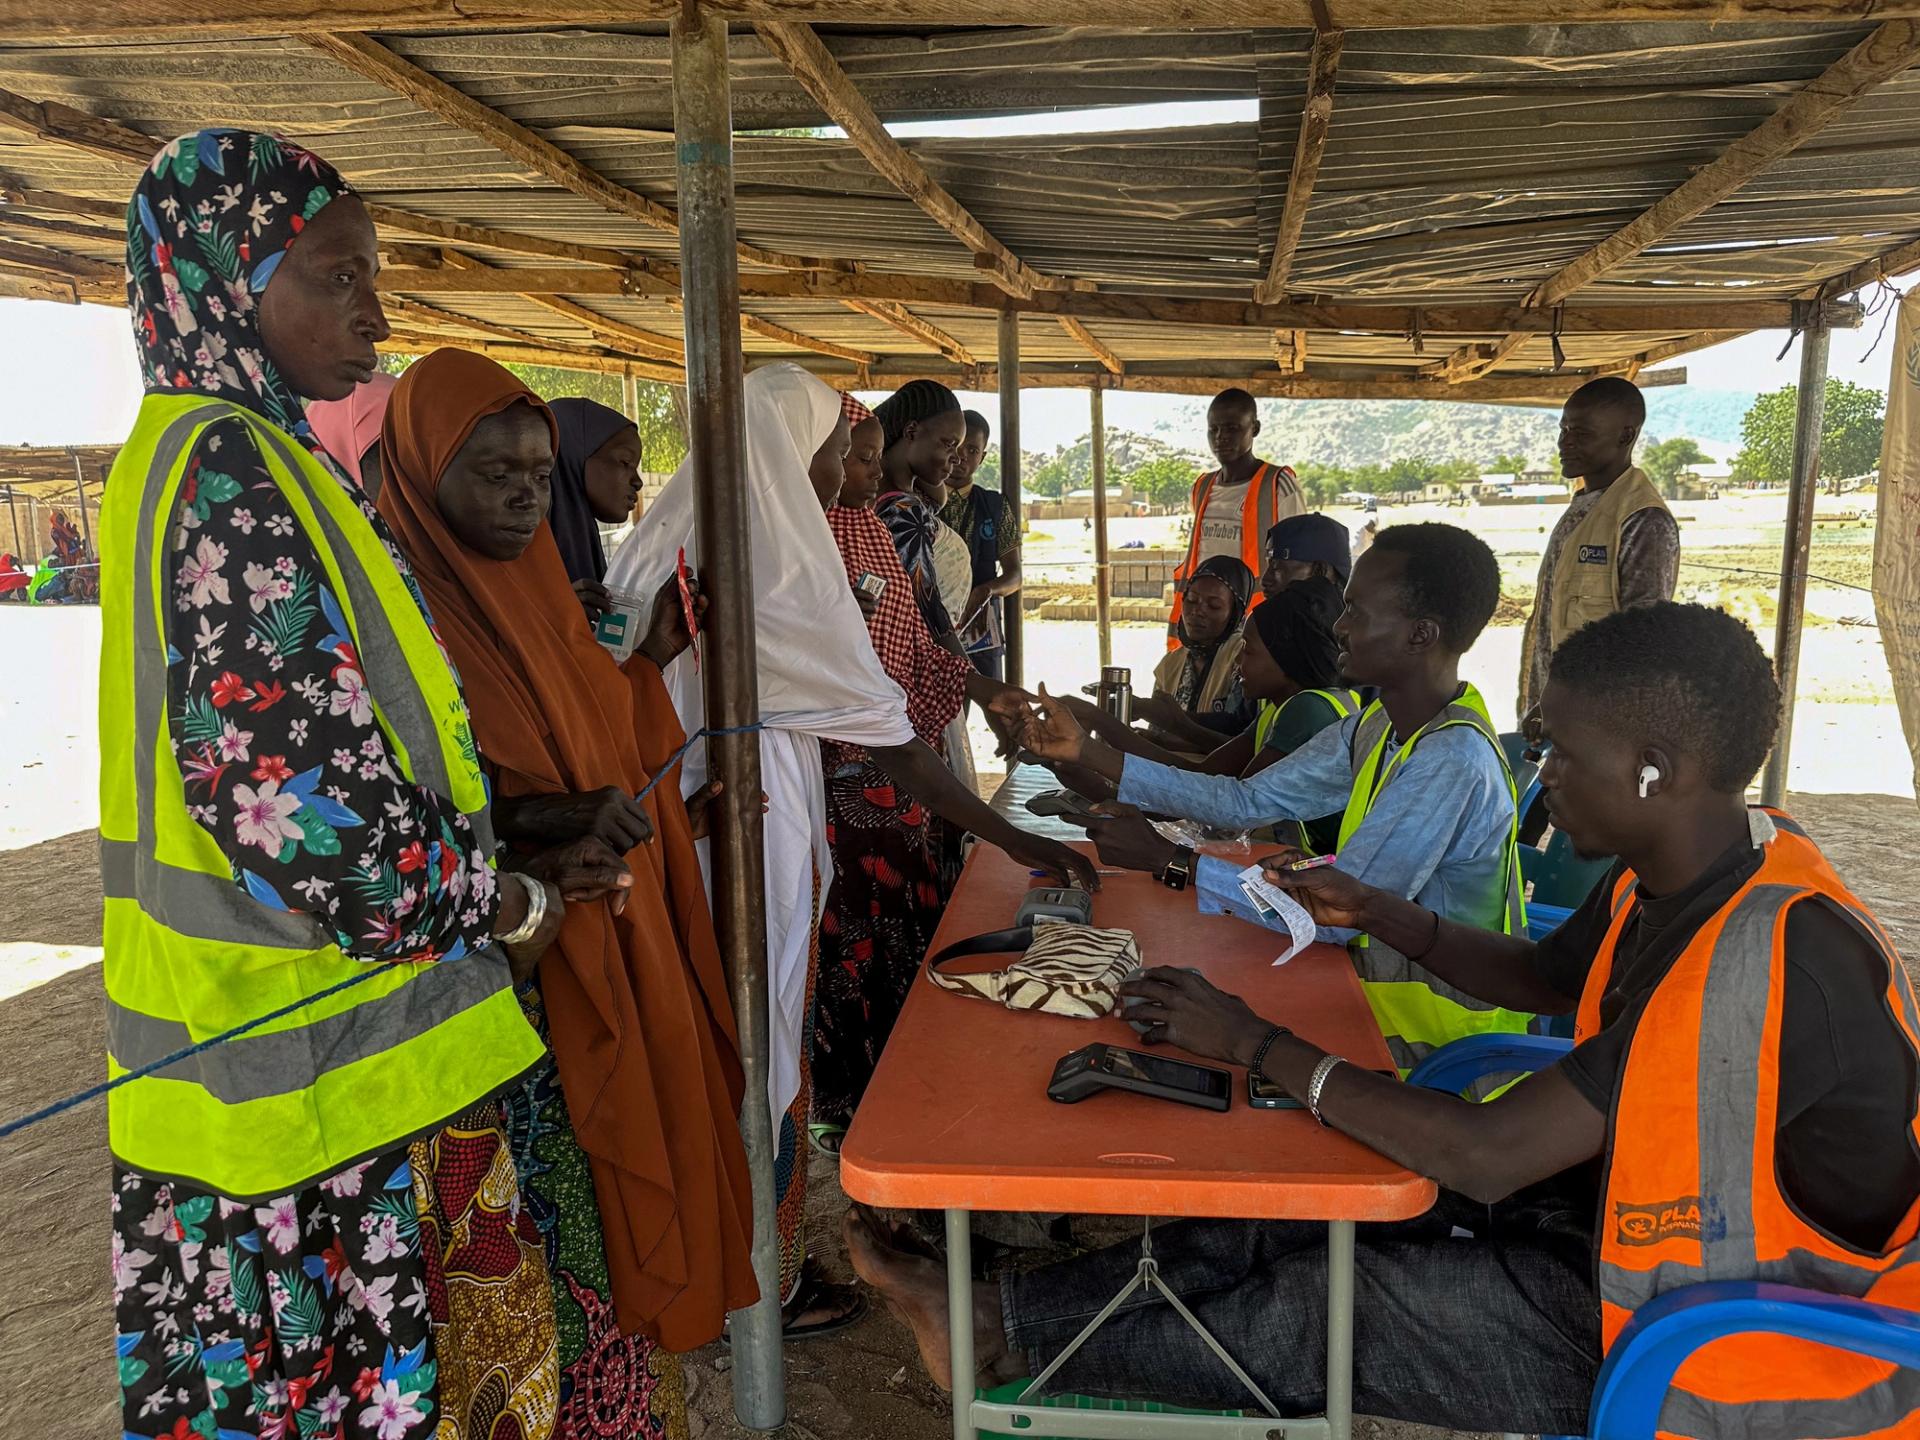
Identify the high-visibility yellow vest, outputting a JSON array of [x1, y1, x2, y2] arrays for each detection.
[[100, 393, 544, 1200], [1254, 688, 1362, 854], [1335, 683, 1531, 1079]]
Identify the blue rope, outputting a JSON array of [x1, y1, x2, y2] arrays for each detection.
[[0, 720, 764, 1141]]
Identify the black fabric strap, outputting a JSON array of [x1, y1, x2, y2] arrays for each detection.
[[926, 926, 1036, 975]]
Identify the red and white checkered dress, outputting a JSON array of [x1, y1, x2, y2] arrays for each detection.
[[826, 504, 970, 749]]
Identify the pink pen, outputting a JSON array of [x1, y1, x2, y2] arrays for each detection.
[[1287, 854, 1339, 871]]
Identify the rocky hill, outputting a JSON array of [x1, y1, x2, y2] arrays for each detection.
[[1134, 387, 1758, 470]]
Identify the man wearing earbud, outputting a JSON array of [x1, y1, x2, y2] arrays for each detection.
[[850, 603, 1920, 1436]]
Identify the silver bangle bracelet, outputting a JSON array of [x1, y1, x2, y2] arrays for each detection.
[[1306, 1054, 1346, 1126], [496, 870, 546, 946]]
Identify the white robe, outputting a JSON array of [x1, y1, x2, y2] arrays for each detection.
[[604, 364, 914, 1138]]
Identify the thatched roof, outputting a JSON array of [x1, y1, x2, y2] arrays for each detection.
[[3, 9, 1915, 402]]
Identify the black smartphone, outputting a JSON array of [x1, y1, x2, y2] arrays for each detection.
[[1248, 1071, 1305, 1110]]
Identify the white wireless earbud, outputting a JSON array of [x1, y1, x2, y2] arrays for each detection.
[[1637, 765, 1661, 799]]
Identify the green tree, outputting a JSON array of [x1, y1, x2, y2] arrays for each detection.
[[1487, 451, 1531, 476], [1126, 454, 1198, 507], [1733, 379, 1885, 486], [1642, 437, 1709, 497], [380, 352, 688, 472]]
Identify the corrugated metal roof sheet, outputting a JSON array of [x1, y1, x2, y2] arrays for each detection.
[[0, 21, 1910, 393]]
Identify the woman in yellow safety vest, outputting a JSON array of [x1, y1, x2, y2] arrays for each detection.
[[103, 129, 566, 1440]]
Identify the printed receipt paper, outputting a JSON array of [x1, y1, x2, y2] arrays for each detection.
[[1235, 864, 1318, 965]]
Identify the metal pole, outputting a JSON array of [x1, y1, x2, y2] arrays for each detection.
[[670, 11, 783, 1429], [1325, 1220, 1356, 1440], [1760, 319, 1830, 808], [1089, 384, 1112, 667], [945, 1209, 977, 1440], [997, 310, 1023, 687], [71, 451, 91, 545]]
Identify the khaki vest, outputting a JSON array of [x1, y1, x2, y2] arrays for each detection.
[[1545, 466, 1669, 651]]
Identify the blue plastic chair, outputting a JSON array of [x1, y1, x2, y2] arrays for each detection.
[[1519, 831, 1613, 942], [1500, 730, 1540, 803], [1408, 1035, 1920, 1440]]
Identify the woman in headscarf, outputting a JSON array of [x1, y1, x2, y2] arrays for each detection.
[[105, 129, 563, 1440], [810, 394, 1089, 1144], [546, 396, 644, 624], [1137, 554, 1255, 753], [374, 348, 757, 1424], [1048, 575, 1355, 831], [305, 370, 396, 500], [870, 379, 971, 640], [603, 365, 1091, 1330]]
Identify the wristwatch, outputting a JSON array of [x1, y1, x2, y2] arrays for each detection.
[[1157, 845, 1195, 892]]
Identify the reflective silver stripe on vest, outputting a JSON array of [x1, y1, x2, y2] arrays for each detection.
[[1651, 1366, 1920, 1440], [116, 406, 514, 1097], [1601, 879, 1920, 1438], [132, 405, 230, 860], [246, 423, 496, 855], [100, 837, 328, 950], [105, 945, 517, 1103], [1254, 464, 1277, 556], [1348, 699, 1526, 981]]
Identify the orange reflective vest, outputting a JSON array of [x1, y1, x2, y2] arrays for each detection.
[[1167, 461, 1303, 647], [1582, 809, 1920, 1440]]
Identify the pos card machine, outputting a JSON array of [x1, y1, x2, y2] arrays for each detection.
[[1014, 887, 1094, 928]]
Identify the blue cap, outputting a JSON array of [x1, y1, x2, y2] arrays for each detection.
[[1265, 513, 1352, 583]]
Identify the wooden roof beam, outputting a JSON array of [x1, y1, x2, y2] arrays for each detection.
[[754, 21, 1057, 300], [0, 183, 126, 223], [378, 264, 1851, 337], [1272, 330, 1307, 375], [299, 31, 847, 278], [18, 0, 1920, 42], [1255, 26, 1342, 307], [738, 312, 878, 365], [1812, 233, 1920, 301], [1434, 18, 1920, 382], [1058, 317, 1123, 377], [799, 364, 1688, 405], [840, 299, 976, 367], [381, 333, 683, 382], [428, 248, 686, 362], [381, 296, 616, 356]]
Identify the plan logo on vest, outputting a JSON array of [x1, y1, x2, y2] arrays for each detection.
[[1577, 544, 1610, 565], [1613, 1195, 1724, 1247]]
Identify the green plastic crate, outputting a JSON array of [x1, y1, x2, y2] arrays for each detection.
[[976, 1381, 1246, 1437]]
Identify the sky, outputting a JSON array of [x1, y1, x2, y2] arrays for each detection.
[[4, 97, 1909, 455], [3, 294, 1902, 456]]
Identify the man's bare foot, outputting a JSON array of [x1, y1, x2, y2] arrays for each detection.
[[843, 1205, 1023, 1393]]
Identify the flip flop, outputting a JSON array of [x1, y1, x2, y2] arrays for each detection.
[[720, 1264, 867, 1345], [808, 1122, 848, 1157]]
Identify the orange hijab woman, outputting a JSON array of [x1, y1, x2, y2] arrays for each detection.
[[374, 349, 757, 1381]]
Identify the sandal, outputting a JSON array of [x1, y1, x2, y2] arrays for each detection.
[[807, 1121, 848, 1157], [720, 1261, 867, 1344]]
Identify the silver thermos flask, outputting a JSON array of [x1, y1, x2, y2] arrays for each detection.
[[1096, 665, 1132, 725]]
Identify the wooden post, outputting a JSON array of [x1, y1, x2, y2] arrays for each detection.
[[71, 450, 91, 544], [4, 484, 20, 558], [620, 369, 639, 422], [1760, 319, 1831, 808], [1090, 383, 1112, 667], [997, 310, 1023, 686], [670, 9, 784, 1428]]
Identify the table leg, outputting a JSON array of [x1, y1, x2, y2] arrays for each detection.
[[946, 1208, 976, 1440], [1325, 1219, 1356, 1440]]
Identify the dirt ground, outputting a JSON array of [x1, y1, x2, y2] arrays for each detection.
[[5, 794, 1917, 1439]]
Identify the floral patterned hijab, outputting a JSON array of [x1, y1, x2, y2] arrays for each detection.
[[126, 128, 355, 441]]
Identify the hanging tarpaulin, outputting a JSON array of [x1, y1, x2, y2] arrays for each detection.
[[1874, 291, 1920, 799]]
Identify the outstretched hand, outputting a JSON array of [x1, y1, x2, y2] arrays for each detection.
[[1018, 684, 1089, 766], [1259, 856, 1376, 931], [640, 571, 708, 669]]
